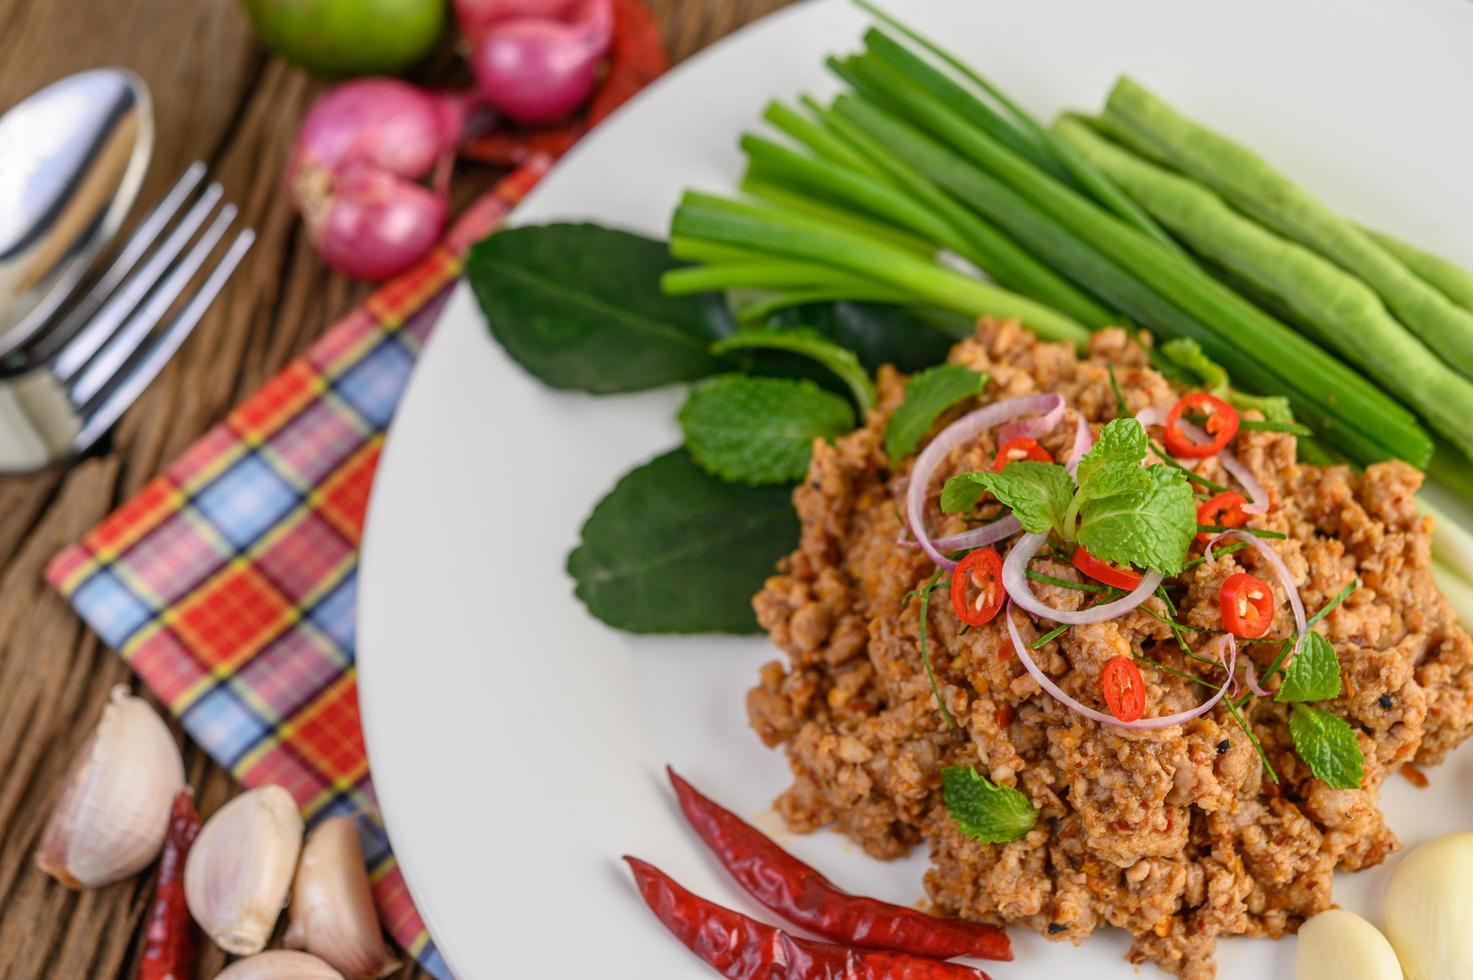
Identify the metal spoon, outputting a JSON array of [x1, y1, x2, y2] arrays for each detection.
[[0, 68, 153, 365]]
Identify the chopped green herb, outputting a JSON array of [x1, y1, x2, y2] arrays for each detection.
[[914, 567, 957, 731], [1198, 525, 1286, 540], [1106, 364, 1131, 418], [884, 364, 987, 463], [1275, 632, 1342, 703], [680, 375, 854, 485], [1149, 439, 1241, 498], [1306, 580, 1359, 629], [1026, 569, 1111, 595], [712, 327, 877, 412], [940, 766, 1038, 843], [1181, 539, 1250, 570], [1289, 703, 1365, 789], [1225, 697, 1279, 783], [1031, 623, 1070, 649]]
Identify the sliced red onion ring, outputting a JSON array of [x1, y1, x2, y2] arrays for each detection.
[[1240, 655, 1272, 697], [997, 393, 1065, 445], [1134, 406, 1167, 428], [1208, 529, 1306, 662], [906, 394, 1064, 570], [1005, 602, 1236, 730], [931, 515, 1023, 552], [1065, 412, 1093, 477], [1002, 532, 1162, 624]]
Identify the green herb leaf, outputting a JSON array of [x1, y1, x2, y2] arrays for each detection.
[[468, 224, 731, 393], [712, 327, 877, 412], [940, 462, 1074, 536], [567, 450, 799, 634], [884, 365, 987, 463], [1077, 464, 1196, 575], [680, 376, 854, 486], [763, 301, 965, 373], [1289, 704, 1365, 789], [1075, 418, 1150, 490], [941, 766, 1038, 844], [1161, 338, 1228, 393], [1276, 632, 1343, 703]]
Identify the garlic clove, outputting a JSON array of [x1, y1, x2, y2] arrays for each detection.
[[216, 950, 345, 979], [1385, 831, 1473, 980], [184, 784, 304, 955], [35, 686, 185, 888], [283, 816, 399, 979], [1296, 908, 1403, 980]]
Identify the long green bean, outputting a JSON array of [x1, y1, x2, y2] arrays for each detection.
[[1365, 229, 1473, 315], [1054, 116, 1473, 460], [836, 54, 1429, 466], [829, 76, 1427, 466], [1099, 77, 1473, 379]]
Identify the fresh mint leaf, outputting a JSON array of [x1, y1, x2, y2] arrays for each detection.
[[941, 766, 1037, 844], [468, 224, 730, 393], [680, 376, 854, 486], [1077, 463, 1195, 575], [1275, 632, 1342, 703], [763, 301, 965, 373], [884, 365, 987, 463], [712, 328, 877, 413], [567, 450, 799, 634], [940, 462, 1074, 536], [1075, 418, 1150, 490], [1289, 704, 1365, 790]]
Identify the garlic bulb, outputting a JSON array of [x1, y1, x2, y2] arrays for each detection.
[[284, 817, 399, 979], [1385, 831, 1473, 980], [184, 785, 303, 955], [1296, 908, 1403, 980], [216, 950, 345, 979], [35, 686, 185, 888]]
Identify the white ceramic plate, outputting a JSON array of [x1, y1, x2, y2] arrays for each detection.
[[357, 1, 1473, 976]]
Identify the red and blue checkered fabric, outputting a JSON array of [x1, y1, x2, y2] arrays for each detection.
[[46, 159, 549, 977]]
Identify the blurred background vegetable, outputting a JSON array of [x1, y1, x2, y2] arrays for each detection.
[[468, 0, 612, 123], [242, 0, 446, 76], [287, 79, 470, 280]]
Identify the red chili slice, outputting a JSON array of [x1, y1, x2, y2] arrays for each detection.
[[1101, 656, 1146, 723], [1071, 547, 1144, 590], [1196, 491, 1249, 544], [1163, 392, 1239, 458], [951, 548, 1005, 627], [991, 437, 1052, 471], [1220, 572, 1274, 638]]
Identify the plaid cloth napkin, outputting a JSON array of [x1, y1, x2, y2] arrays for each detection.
[[45, 158, 549, 978]]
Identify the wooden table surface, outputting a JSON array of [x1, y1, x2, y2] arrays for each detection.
[[0, 1, 790, 975]]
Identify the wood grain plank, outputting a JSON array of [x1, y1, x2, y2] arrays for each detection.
[[0, 2, 793, 976]]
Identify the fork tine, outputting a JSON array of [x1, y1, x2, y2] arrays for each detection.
[[53, 180, 225, 382], [68, 202, 237, 407], [73, 229, 255, 454]]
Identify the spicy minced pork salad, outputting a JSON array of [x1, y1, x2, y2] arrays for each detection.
[[749, 318, 1473, 978]]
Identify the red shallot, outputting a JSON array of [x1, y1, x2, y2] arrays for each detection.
[[1002, 531, 1162, 624], [470, 0, 613, 124], [288, 79, 470, 280], [1004, 602, 1236, 730], [455, 0, 581, 44]]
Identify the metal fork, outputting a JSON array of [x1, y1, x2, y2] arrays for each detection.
[[0, 163, 253, 474]]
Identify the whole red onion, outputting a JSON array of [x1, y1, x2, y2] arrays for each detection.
[[454, 0, 580, 45], [469, 0, 612, 125], [288, 78, 469, 280]]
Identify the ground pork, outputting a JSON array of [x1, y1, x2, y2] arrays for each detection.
[[749, 320, 1473, 978]]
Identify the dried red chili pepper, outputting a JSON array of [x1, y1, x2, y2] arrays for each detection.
[[624, 856, 991, 980], [461, 0, 669, 166], [139, 791, 200, 980], [667, 768, 1011, 962]]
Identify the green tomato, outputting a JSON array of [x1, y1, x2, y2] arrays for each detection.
[[243, 0, 447, 77]]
